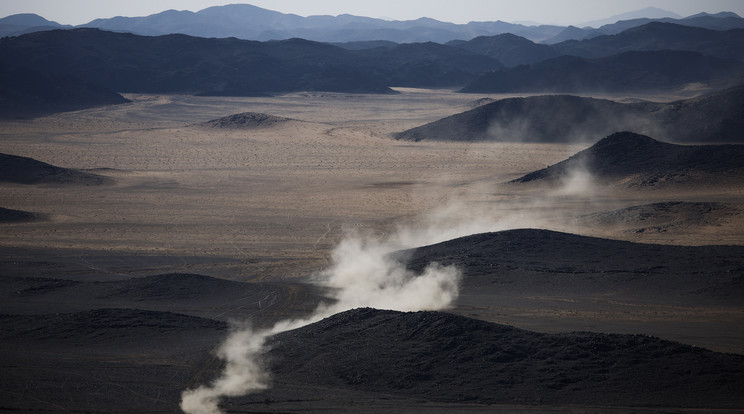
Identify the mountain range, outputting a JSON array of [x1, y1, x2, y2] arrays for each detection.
[[1, 4, 743, 44], [2, 5, 744, 117]]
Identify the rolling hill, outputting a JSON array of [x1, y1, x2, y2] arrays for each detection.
[[0, 153, 111, 185], [511, 131, 744, 186], [267, 307, 744, 407], [396, 83, 744, 143]]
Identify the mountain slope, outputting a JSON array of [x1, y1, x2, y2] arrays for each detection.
[[0, 13, 70, 37], [0, 28, 394, 96], [0, 153, 111, 185], [446, 33, 562, 67], [395, 95, 640, 143], [512, 131, 744, 186], [552, 22, 744, 61], [460, 49, 744, 94], [0, 61, 129, 118], [395, 83, 744, 143], [268, 308, 744, 407]]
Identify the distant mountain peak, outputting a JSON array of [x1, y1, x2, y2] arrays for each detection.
[[580, 7, 682, 28]]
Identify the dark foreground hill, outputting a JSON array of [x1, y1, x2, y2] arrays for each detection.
[[267, 308, 744, 407], [460, 50, 744, 94], [512, 132, 744, 186], [396, 84, 744, 143], [0, 153, 111, 185], [0, 308, 227, 412], [404, 228, 744, 301]]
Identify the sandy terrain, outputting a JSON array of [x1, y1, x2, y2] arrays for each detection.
[[1, 88, 743, 412], [3, 89, 741, 275]]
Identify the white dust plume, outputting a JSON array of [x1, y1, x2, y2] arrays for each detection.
[[180, 207, 468, 414], [181, 162, 610, 413]]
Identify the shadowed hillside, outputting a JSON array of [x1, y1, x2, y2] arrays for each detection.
[[460, 50, 744, 94], [0, 29, 395, 96], [552, 22, 744, 61], [404, 228, 744, 303], [396, 85, 744, 143], [0, 62, 129, 118], [511, 132, 744, 186], [395, 95, 641, 143], [0, 207, 43, 222], [0, 153, 111, 185], [267, 308, 744, 407], [447, 33, 563, 67]]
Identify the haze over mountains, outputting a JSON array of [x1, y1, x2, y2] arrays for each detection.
[[2, 4, 743, 44], [1, 4, 744, 118]]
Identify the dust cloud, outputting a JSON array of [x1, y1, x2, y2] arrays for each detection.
[[180, 152, 607, 413], [180, 204, 469, 414]]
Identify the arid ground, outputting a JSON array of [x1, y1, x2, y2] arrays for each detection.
[[1, 88, 743, 413]]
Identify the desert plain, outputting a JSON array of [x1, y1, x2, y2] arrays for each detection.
[[1, 88, 744, 413]]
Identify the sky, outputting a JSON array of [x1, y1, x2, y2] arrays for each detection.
[[2, 0, 743, 26]]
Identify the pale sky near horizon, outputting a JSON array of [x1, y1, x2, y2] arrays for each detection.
[[1, 0, 743, 26]]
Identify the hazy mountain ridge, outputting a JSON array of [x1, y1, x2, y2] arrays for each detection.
[[552, 22, 744, 61], [2, 5, 741, 44], [76, 4, 564, 43], [545, 13, 744, 44], [0, 13, 70, 37]]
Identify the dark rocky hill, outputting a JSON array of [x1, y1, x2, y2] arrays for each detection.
[[460, 49, 744, 94], [396, 95, 640, 143], [404, 229, 744, 291], [396, 83, 744, 143], [197, 112, 295, 129], [446, 33, 562, 67], [512, 132, 744, 186], [0, 153, 111, 185], [267, 307, 744, 407]]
